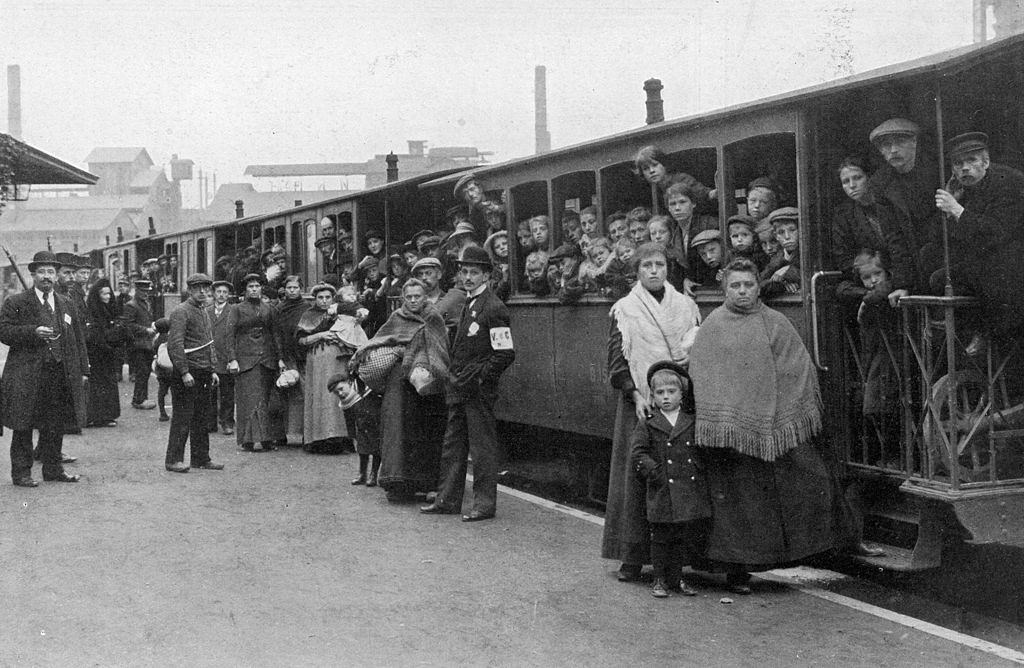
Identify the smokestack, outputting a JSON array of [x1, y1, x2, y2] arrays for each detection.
[[535, 65, 551, 154], [386, 152, 399, 183], [7, 65, 22, 139], [235, 200, 244, 219], [644, 78, 664, 125]]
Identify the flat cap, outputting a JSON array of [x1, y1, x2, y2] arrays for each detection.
[[726, 214, 757, 230], [417, 235, 442, 253], [447, 220, 477, 243], [185, 273, 213, 287], [549, 243, 582, 262], [869, 118, 920, 144], [409, 228, 435, 243], [646, 360, 691, 389], [143, 257, 160, 265], [211, 280, 233, 291], [411, 256, 442, 273], [241, 272, 264, 285], [133, 279, 153, 289], [453, 172, 479, 198], [766, 206, 800, 226], [326, 372, 348, 393], [690, 229, 722, 248], [945, 132, 989, 160], [364, 228, 385, 241]]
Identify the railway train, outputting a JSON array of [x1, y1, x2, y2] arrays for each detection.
[[93, 33, 1024, 570]]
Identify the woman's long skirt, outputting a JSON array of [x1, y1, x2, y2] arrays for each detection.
[[86, 349, 120, 425], [378, 365, 446, 497], [235, 364, 274, 445], [302, 344, 348, 444], [600, 394, 650, 565]]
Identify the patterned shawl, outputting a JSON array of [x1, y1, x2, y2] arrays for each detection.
[[690, 301, 821, 461]]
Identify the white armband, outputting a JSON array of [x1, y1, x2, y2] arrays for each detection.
[[489, 326, 513, 350]]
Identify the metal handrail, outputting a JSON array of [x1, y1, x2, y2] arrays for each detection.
[[809, 270, 842, 371]]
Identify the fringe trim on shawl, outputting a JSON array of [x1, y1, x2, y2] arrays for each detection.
[[695, 394, 822, 462]]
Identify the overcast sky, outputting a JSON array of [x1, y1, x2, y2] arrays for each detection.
[[4, 0, 974, 207]]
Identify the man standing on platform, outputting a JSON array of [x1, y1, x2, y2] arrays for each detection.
[[208, 280, 236, 435], [421, 246, 515, 522], [164, 273, 223, 473], [0, 251, 90, 487], [120, 278, 157, 409]]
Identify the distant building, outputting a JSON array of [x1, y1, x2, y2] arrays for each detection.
[[198, 182, 353, 226], [244, 140, 491, 190]]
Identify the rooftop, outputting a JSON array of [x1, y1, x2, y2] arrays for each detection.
[[84, 147, 153, 165]]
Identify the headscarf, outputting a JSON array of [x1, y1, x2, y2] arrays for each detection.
[[690, 300, 822, 461], [86, 278, 116, 323]]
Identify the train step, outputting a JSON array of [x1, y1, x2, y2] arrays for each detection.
[[863, 508, 920, 551], [848, 543, 920, 572]]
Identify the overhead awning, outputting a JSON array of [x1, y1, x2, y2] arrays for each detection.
[[2, 133, 97, 185]]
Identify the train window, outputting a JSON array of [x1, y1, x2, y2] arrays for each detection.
[[600, 161, 653, 222], [508, 180, 551, 296], [551, 171, 596, 241], [305, 221, 319, 289], [658, 147, 718, 215], [197, 238, 207, 277], [290, 221, 303, 274]]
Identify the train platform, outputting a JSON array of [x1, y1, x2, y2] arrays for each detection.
[[1, 385, 1022, 667]]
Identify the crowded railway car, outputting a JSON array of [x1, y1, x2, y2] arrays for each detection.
[[97, 169, 462, 316], [418, 33, 1024, 569]]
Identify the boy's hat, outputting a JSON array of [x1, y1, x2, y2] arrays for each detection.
[[417, 235, 442, 254], [364, 228, 385, 242], [766, 207, 800, 226], [690, 229, 721, 249], [549, 243, 581, 262], [411, 256, 442, 274], [453, 172, 479, 198], [726, 213, 757, 231], [945, 132, 989, 160], [646, 360, 690, 388], [211, 280, 233, 291], [326, 372, 348, 393], [753, 219, 774, 239], [186, 273, 213, 287], [869, 117, 920, 144], [241, 272, 265, 286]]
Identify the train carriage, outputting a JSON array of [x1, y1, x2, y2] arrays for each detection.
[[420, 33, 1024, 567]]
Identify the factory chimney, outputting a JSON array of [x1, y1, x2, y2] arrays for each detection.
[[235, 200, 244, 219], [535, 65, 551, 154], [7, 65, 23, 139], [386, 152, 399, 183], [644, 78, 664, 125]]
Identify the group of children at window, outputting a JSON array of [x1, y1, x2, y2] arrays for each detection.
[[512, 145, 803, 303]]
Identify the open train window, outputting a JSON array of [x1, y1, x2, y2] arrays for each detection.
[[600, 161, 651, 223], [197, 238, 207, 277], [723, 134, 797, 216], [508, 180, 551, 296], [551, 171, 597, 241], [658, 147, 718, 216]]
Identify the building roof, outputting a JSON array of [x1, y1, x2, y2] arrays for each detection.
[[22, 194, 149, 210], [200, 184, 353, 223], [5, 205, 132, 232], [243, 163, 369, 177], [130, 167, 165, 189], [84, 147, 153, 166], [1, 134, 98, 186]]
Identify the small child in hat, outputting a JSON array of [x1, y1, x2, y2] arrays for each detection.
[[578, 237, 616, 294], [547, 243, 585, 304], [759, 207, 801, 299], [524, 250, 550, 297], [726, 214, 769, 271], [687, 230, 725, 288], [630, 361, 710, 598]]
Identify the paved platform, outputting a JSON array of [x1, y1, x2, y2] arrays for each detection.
[[0, 380, 1019, 666]]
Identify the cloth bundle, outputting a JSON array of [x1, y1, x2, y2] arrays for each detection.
[[356, 345, 404, 393], [352, 303, 451, 396]]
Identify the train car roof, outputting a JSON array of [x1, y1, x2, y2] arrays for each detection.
[[420, 33, 1024, 187], [3, 134, 98, 185]]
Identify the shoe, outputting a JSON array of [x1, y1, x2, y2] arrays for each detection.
[[165, 462, 190, 473], [62, 454, 77, 464], [851, 542, 886, 557], [241, 443, 255, 452], [222, 427, 234, 435], [260, 442, 277, 452], [43, 472, 80, 482], [194, 462, 224, 470], [351, 475, 367, 485], [651, 578, 670, 598], [132, 400, 157, 410], [419, 502, 458, 515], [617, 565, 641, 583], [425, 491, 438, 503], [461, 510, 495, 522], [366, 472, 378, 488], [158, 414, 170, 422], [102, 420, 117, 427], [13, 477, 38, 488]]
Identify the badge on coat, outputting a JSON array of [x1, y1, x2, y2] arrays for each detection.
[[63, 312, 72, 325], [467, 322, 480, 336], [489, 327, 513, 350]]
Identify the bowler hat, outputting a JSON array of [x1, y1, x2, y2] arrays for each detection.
[[27, 251, 61, 273], [690, 229, 722, 249], [945, 132, 989, 160], [211, 280, 233, 292], [411, 256, 442, 274], [77, 255, 94, 269], [186, 273, 213, 287], [766, 207, 800, 226], [55, 252, 78, 269], [869, 118, 920, 144], [453, 172, 479, 198], [457, 245, 493, 270]]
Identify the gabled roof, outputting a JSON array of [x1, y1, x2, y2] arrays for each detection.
[[84, 147, 153, 166], [6, 206, 133, 232], [1, 134, 98, 186]]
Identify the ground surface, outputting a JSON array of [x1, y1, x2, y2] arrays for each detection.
[[0, 376, 1017, 667]]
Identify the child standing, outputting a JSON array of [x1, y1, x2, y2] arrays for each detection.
[[631, 361, 710, 598], [152, 318, 173, 422]]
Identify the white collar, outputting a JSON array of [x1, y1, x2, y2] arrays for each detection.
[[661, 407, 680, 426], [467, 284, 488, 299], [34, 287, 53, 306]]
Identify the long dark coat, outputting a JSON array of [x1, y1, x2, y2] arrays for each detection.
[[631, 411, 711, 524], [207, 301, 236, 375], [0, 289, 90, 430], [119, 296, 155, 351]]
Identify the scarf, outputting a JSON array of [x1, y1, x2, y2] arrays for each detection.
[[690, 301, 821, 461], [610, 281, 700, 403], [351, 304, 450, 380], [297, 304, 332, 336]]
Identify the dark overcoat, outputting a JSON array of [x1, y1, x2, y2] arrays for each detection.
[[0, 289, 90, 430], [225, 299, 277, 373], [119, 296, 155, 351], [631, 411, 711, 524], [446, 286, 514, 403], [207, 302, 236, 375]]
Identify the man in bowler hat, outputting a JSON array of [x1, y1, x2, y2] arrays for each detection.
[[0, 251, 90, 486], [421, 245, 515, 522]]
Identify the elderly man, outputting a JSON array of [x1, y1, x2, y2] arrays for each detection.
[[868, 118, 941, 285], [0, 251, 90, 486], [420, 246, 515, 522], [120, 278, 158, 409], [935, 132, 1024, 340], [165, 273, 223, 473]]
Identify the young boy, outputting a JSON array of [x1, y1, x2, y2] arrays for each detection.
[[754, 219, 781, 261], [726, 214, 768, 271], [606, 212, 629, 243], [578, 236, 615, 291], [759, 207, 801, 299], [626, 207, 653, 245], [524, 250, 550, 297], [631, 361, 710, 598], [547, 243, 585, 304], [687, 229, 725, 288], [561, 211, 584, 246], [529, 215, 551, 248]]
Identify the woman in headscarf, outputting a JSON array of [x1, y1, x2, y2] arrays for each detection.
[[270, 275, 309, 446], [296, 283, 352, 453], [689, 258, 856, 594], [351, 278, 450, 502], [602, 243, 701, 583], [84, 278, 126, 427]]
